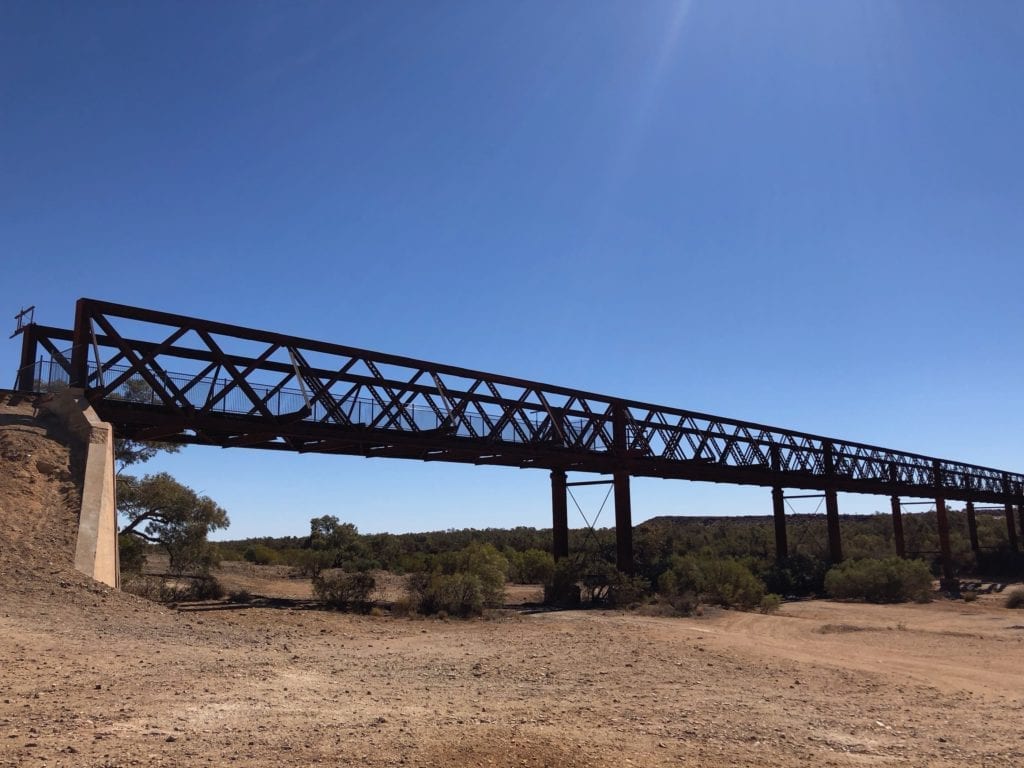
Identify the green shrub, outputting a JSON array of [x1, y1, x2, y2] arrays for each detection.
[[759, 593, 782, 614], [543, 559, 582, 607], [764, 554, 826, 597], [313, 572, 376, 612], [512, 548, 555, 584], [657, 555, 765, 611], [700, 558, 765, 609], [409, 572, 485, 617], [243, 544, 278, 566], [1006, 589, 1024, 609], [447, 542, 508, 606], [605, 571, 651, 608], [189, 575, 224, 600], [291, 549, 333, 579], [824, 557, 932, 603], [118, 533, 147, 575], [121, 574, 223, 603]]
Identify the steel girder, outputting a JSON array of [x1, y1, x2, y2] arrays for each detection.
[[17, 298, 1024, 505]]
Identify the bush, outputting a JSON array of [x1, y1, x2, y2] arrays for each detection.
[[605, 571, 650, 608], [658, 555, 765, 610], [313, 571, 376, 612], [1006, 589, 1024, 609], [700, 558, 765, 609], [118, 533, 147, 575], [824, 557, 932, 603], [121, 574, 223, 603], [759, 593, 782, 614], [764, 554, 827, 597], [243, 544, 278, 566], [228, 589, 253, 604], [188, 575, 225, 600], [543, 559, 582, 607], [291, 549, 333, 579], [507, 548, 555, 584], [409, 572, 485, 617]]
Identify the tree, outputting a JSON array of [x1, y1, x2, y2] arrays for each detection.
[[306, 515, 370, 572], [119, 472, 229, 575], [115, 438, 180, 474]]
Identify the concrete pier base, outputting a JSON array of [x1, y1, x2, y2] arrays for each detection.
[[41, 388, 119, 588]]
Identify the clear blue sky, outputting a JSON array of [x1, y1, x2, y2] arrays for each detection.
[[3, 2, 1023, 539]]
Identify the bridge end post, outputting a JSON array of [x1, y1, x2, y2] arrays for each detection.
[[965, 500, 979, 554], [550, 469, 568, 561], [891, 495, 906, 558], [771, 487, 787, 561], [15, 323, 39, 392], [613, 469, 634, 575]]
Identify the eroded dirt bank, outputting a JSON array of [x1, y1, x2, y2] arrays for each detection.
[[2, 397, 1023, 767]]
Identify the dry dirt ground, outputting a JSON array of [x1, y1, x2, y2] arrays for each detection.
[[2, 394, 1024, 767]]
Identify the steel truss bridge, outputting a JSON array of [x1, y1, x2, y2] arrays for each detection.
[[12, 299, 1024, 581]]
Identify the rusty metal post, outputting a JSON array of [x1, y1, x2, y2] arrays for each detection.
[[69, 299, 90, 389], [772, 487, 788, 561], [613, 470, 633, 574], [935, 496, 956, 589], [965, 501, 979, 554], [890, 495, 906, 558], [551, 469, 568, 561], [825, 489, 842, 563], [1004, 501, 1019, 552], [15, 324, 38, 391], [822, 441, 842, 562], [934, 461, 956, 590], [1018, 498, 1024, 547], [612, 403, 634, 575]]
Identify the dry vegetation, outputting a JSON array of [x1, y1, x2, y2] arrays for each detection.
[[3, 396, 1024, 767]]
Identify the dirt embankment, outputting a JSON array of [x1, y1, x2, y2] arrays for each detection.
[[2, 396, 1024, 768]]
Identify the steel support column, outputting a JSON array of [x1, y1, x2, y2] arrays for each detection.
[[823, 442, 842, 562], [772, 487, 787, 561], [965, 501, 979, 554], [15, 324, 38, 391], [69, 299, 90, 389], [550, 469, 568, 561], [1004, 501, 1019, 552], [890, 495, 906, 558], [935, 496, 956, 589], [613, 469, 633, 575], [825, 489, 842, 563], [1018, 499, 1024, 547]]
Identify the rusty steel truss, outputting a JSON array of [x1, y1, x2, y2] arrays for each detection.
[[14, 298, 1024, 507]]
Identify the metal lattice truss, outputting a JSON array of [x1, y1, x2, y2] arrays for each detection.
[[18, 299, 1024, 504]]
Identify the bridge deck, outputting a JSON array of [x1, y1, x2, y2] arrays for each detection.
[[13, 298, 1023, 506]]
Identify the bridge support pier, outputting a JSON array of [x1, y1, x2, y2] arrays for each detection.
[[550, 469, 569, 561], [552, 468, 569, 561], [1004, 501, 1019, 552], [1019, 500, 1024, 547], [966, 501, 980, 554], [890, 495, 906, 558], [771, 487, 787, 561], [825, 489, 842, 563], [613, 469, 634, 575], [935, 496, 956, 590]]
